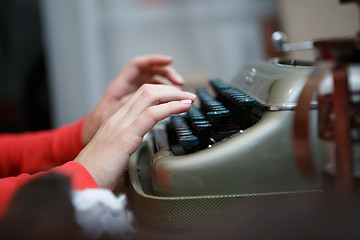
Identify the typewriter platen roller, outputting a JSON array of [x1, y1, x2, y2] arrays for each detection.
[[134, 59, 330, 197]]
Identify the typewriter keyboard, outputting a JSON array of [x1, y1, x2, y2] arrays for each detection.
[[164, 79, 264, 155]]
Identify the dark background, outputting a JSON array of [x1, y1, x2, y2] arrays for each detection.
[[0, 0, 51, 132]]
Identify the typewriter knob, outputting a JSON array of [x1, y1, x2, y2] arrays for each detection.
[[272, 31, 288, 51]]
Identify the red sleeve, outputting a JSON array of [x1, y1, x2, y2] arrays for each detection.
[[0, 161, 99, 219], [0, 118, 86, 178]]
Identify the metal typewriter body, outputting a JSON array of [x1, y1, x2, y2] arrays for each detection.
[[136, 60, 329, 197]]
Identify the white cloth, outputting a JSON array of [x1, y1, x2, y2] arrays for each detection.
[[71, 189, 134, 239]]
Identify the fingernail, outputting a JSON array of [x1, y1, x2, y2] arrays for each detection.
[[180, 99, 192, 104], [184, 91, 196, 99]]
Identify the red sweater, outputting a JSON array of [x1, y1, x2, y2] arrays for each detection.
[[0, 119, 98, 218]]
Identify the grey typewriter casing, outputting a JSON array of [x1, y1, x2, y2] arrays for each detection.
[[126, 60, 360, 229], [137, 59, 331, 197]]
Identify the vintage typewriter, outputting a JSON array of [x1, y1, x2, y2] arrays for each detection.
[[126, 59, 331, 229], [146, 60, 326, 197], [125, 0, 360, 236]]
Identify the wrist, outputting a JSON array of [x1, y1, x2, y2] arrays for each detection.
[[75, 144, 130, 190]]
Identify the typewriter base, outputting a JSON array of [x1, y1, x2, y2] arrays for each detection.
[[127, 142, 323, 230]]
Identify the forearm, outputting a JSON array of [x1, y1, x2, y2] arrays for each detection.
[[0, 118, 85, 177]]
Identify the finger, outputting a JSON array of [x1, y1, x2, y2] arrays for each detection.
[[129, 100, 193, 137], [147, 66, 184, 85], [146, 76, 182, 88], [113, 55, 176, 92], [120, 84, 196, 124], [132, 54, 173, 69], [122, 85, 196, 127]]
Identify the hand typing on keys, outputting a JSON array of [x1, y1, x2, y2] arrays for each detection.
[[81, 54, 186, 146], [75, 84, 196, 190]]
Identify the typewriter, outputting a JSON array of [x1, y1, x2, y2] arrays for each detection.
[[126, 59, 331, 229], [127, 60, 360, 231], [125, 0, 360, 235], [146, 59, 326, 197]]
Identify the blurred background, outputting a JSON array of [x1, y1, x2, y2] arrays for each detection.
[[0, 0, 358, 131]]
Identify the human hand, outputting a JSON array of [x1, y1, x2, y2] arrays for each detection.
[[75, 84, 195, 190], [82, 55, 184, 145]]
